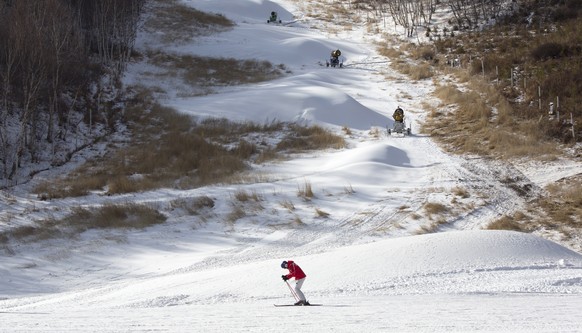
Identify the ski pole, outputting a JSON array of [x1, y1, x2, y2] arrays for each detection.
[[285, 280, 300, 302]]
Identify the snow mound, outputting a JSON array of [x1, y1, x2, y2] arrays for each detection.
[[302, 230, 582, 296], [316, 230, 582, 276], [161, 230, 582, 304], [171, 74, 389, 129]]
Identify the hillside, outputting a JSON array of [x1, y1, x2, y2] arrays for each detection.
[[1, 0, 582, 332]]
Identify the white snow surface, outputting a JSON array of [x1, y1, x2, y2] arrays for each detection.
[[2, 0, 582, 332]]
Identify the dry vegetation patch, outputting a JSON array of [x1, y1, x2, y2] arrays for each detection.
[[486, 215, 527, 232], [145, 51, 287, 95], [374, 2, 582, 159], [144, 0, 233, 44], [34, 93, 346, 198], [277, 124, 346, 152], [0, 203, 166, 246], [486, 175, 582, 250]]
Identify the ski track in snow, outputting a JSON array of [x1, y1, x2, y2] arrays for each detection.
[[2, 0, 582, 332]]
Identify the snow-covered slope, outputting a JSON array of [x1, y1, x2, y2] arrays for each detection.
[[1, 0, 582, 332]]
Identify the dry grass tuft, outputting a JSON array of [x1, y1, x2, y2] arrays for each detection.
[[280, 200, 295, 211], [227, 206, 246, 224], [343, 183, 355, 194], [315, 208, 330, 218], [394, 62, 433, 80], [234, 189, 263, 202], [486, 215, 526, 232], [452, 186, 470, 198], [297, 180, 315, 200], [423, 202, 449, 216], [342, 126, 352, 136], [170, 196, 215, 215]]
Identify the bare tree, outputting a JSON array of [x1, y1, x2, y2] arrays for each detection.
[[384, 0, 422, 37], [90, 0, 145, 76], [10, 1, 50, 178], [0, 3, 17, 179], [444, 0, 505, 29], [0, 0, 147, 184], [44, 0, 84, 145]]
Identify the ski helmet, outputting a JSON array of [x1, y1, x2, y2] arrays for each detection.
[[281, 261, 288, 269]]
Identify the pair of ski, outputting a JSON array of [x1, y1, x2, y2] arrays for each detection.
[[274, 303, 322, 307]]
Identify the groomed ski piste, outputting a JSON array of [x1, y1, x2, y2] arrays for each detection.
[[1, 0, 582, 332]]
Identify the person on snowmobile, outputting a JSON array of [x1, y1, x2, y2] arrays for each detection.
[[393, 106, 404, 123], [281, 260, 309, 305]]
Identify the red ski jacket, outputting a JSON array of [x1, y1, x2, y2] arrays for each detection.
[[284, 260, 306, 280]]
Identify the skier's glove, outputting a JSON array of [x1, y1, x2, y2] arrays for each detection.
[[281, 275, 289, 281]]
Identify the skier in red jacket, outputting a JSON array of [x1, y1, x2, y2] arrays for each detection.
[[281, 260, 309, 305]]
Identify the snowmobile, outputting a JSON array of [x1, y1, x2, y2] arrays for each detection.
[[326, 49, 343, 68], [267, 11, 282, 24]]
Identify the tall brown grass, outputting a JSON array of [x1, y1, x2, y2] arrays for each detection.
[[0, 203, 166, 245], [146, 51, 286, 92], [34, 97, 346, 198], [144, 0, 233, 44], [277, 124, 346, 152], [486, 215, 526, 232]]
